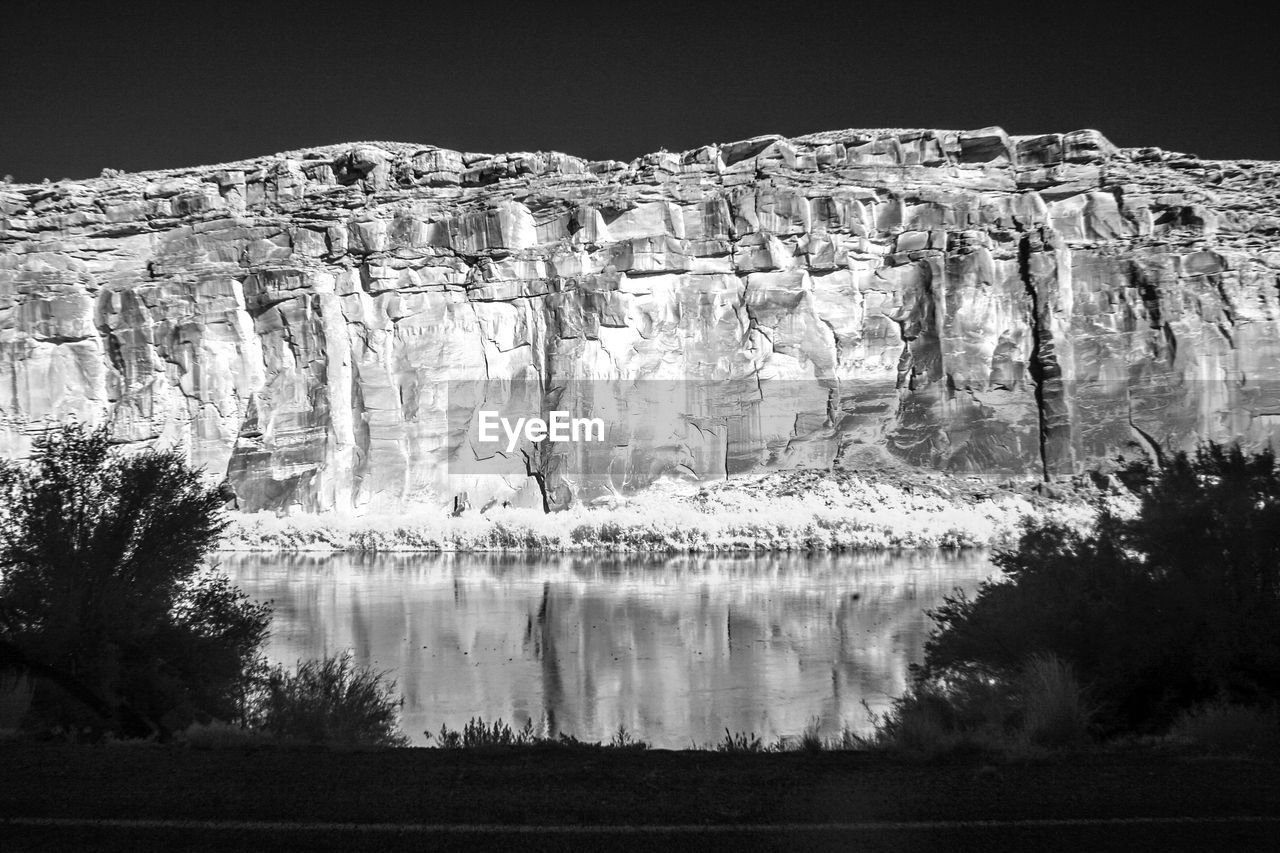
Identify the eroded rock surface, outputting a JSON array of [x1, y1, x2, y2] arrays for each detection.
[[2, 127, 1277, 512]]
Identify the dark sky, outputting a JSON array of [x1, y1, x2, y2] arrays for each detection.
[[2, 0, 1275, 182]]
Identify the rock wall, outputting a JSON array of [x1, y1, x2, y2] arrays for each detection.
[[1, 127, 1277, 512]]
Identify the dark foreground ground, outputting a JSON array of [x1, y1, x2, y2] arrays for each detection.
[[1, 743, 1278, 852]]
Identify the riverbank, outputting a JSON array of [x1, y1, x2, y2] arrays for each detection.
[[223, 468, 1119, 553], [1, 742, 1277, 852]]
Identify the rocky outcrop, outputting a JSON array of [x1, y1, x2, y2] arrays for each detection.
[[1, 127, 1277, 512]]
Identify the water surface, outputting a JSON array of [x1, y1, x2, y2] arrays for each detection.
[[223, 551, 993, 748]]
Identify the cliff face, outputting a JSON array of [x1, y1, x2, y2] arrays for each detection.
[[1, 127, 1277, 512]]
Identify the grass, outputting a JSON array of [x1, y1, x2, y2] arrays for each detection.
[[28, 699, 1280, 764], [717, 729, 768, 753], [798, 717, 825, 753], [421, 718, 882, 755], [221, 469, 1084, 553], [180, 720, 276, 750], [423, 716, 901, 754], [5, 740, 1280, 842], [428, 717, 650, 751]]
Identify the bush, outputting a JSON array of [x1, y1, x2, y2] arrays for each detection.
[[0, 674, 33, 731], [1169, 703, 1280, 755], [253, 652, 408, 748], [862, 674, 1014, 759], [608, 723, 648, 751], [862, 654, 1090, 758], [1019, 654, 1091, 747], [923, 444, 1280, 736], [0, 426, 269, 737]]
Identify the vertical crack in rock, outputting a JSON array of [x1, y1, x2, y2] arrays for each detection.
[[94, 289, 125, 399], [1134, 261, 1179, 361], [1018, 231, 1053, 482], [1214, 276, 1237, 349]]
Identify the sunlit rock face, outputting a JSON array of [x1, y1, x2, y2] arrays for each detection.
[[1, 128, 1277, 512]]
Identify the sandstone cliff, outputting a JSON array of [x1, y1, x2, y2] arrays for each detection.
[[2, 127, 1277, 512]]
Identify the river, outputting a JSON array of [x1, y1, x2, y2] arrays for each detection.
[[222, 550, 994, 748]]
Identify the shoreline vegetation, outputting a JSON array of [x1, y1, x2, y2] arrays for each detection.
[[223, 468, 1121, 553], [215, 444, 1280, 762], [7, 428, 1277, 786]]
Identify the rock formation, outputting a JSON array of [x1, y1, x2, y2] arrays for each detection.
[[1, 127, 1277, 512]]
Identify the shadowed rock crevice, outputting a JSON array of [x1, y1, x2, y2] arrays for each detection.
[[1017, 233, 1050, 481]]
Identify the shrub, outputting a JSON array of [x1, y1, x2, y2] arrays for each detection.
[[0, 674, 33, 731], [923, 444, 1280, 735], [861, 675, 1012, 759], [433, 718, 548, 749], [862, 654, 1089, 758], [1019, 654, 1091, 747], [1169, 703, 1280, 755], [0, 425, 269, 737], [716, 725, 863, 753], [608, 723, 648, 751], [458, 717, 533, 748], [253, 652, 408, 747]]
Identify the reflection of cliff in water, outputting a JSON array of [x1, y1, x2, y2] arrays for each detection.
[[223, 551, 993, 747]]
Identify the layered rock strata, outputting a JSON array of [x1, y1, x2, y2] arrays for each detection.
[[1, 127, 1277, 512]]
